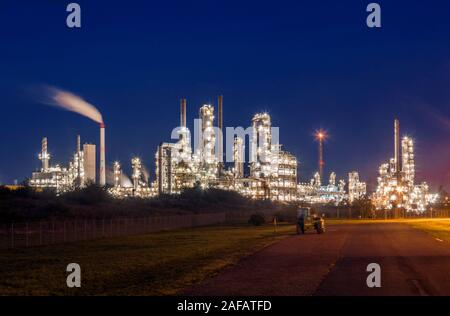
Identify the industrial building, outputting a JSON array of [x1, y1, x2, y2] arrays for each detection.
[[372, 119, 438, 212], [30, 95, 441, 212], [147, 97, 298, 201], [298, 172, 348, 204], [348, 171, 367, 203], [29, 95, 366, 204], [29, 136, 96, 193]]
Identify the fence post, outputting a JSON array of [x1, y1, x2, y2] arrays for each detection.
[[52, 221, 55, 244], [26, 222, 29, 248], [39, 221, 42, 246], [11, 223, 14, 249]]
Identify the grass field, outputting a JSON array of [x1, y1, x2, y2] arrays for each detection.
[[327, 218, 450, 242], [0, 223, 294, 295], [406, 220, 450, 242]]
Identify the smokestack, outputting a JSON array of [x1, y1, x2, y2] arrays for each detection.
[[394, 119, 401, 174], [180, 98, 187, 128], [218, 95, 223, 170], [41, 137, 49, 171], [77, 135, 81, 153], [99, 123, 106, 186]]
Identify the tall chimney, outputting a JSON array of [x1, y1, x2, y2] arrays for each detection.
[[40, 137, 49, 171], [394, 119, 401, 174], [99, 123, 106, 186], [77, 135, 81, 153], [180, 98, 187, 128], [218, 95, 223, 170]]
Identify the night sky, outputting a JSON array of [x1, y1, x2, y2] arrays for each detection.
[[1, 0, 450, 191]]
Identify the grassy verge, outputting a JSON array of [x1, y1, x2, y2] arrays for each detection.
[[326, 219, 411, 225], [327, 218, 450, 242], [327, 218, 450, 225], [406, 220, 450, 242], [0, 223, 294, 295]]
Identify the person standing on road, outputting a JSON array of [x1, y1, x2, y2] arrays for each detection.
[[297, 213, 305, 234]]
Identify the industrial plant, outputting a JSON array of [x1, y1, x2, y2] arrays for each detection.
[[29, 136, 96, 193], [372, 119, 438, 212], [28, 93, 440, 213]]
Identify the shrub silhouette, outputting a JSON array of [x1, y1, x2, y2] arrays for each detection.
[[60, 183, 110, 205], [248, 213, 265, 226]]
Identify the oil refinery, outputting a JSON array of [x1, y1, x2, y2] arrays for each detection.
[[372, 119, 438, 212], [28, 95, 439, 212], [29, 136, 96, 192]]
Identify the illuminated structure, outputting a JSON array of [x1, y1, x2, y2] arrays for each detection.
[[151, 99, 299, 201], [270, 147, 298, 201], [298, 171, 347, 204], [29, 95, 375, 204], [372, 119, 438, 212], [113, 161, 121, 188], [348, 171, 367, 203], [246, 113, 298, 201], [315, 130, 326, 178], [155, 98, 196, 195], [232, 136, 244, 179], [99, 123, 106, 186], [30, 136, 96, 193], [196, 104, 219, 185]]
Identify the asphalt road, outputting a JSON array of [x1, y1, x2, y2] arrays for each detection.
[[184, 223, 450, 296]]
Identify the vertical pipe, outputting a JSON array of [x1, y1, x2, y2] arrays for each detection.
[[41, 137, 49, 171], [157, 144, 163, 195], [168, 148, 172, 194], [318, 138, 324, 179], [218, 95, 223, 170], [99, 123, 106, 186], [77, 135, 81, 183], [180, 98, 187, 128], [180, 99, 187, 144], [77, 135, 81, 153], [394, 119, 400, 173]]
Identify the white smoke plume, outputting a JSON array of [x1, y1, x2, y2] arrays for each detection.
[[120, 173, 133, 188], [106, 168, 133, 187], [142, 165, 150, 183], [40, 85, 103, 124]]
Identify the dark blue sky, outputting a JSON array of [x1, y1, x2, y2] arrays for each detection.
[[1, 0, 450, 190]]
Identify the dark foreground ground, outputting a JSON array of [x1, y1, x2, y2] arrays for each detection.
[[184, 223, 450, 296], [0, 224, 293, 295]]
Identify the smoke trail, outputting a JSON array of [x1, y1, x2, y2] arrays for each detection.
[[40, 85, 103, 124], [417, 103, 450, 133], [106, 168, 133, 187], [142, 165, 150, 183], [120, 173, 133, 187]]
